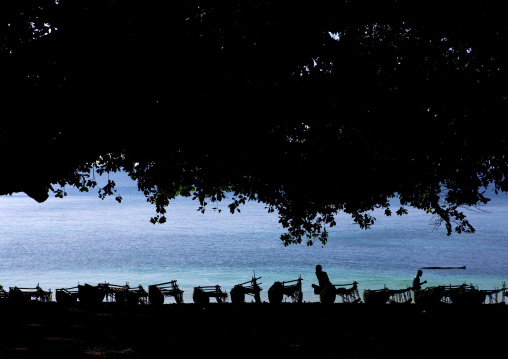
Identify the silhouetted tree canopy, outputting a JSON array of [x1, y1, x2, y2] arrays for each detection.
[[1, 0, 507, 245]]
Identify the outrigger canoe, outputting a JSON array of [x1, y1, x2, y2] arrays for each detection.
[[420, 266, 466, 269], [77, 284, 107, 304], [413, 286, 445, 305], [193, 285, 228, 304], [363, 287, 413, 304], [148, 280, 184, 305], [363, 288, 391, 304], [444, 285, 486, 305], [55, 286, 79, 304], [230, 275, 262, 304], [268, 276, 303, 304]]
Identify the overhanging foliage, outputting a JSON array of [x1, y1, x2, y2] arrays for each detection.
[[1, 1, 507, 245]]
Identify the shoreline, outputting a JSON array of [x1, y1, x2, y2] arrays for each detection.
[[1, 302, 506, 358]]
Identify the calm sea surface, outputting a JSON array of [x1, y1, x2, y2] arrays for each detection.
[[1, 172, 507, 303]]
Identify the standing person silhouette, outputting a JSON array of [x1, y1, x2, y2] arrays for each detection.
[[412, 270, 427, 290]]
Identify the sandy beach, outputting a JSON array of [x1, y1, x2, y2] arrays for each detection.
[[1, 301, 506, 359]]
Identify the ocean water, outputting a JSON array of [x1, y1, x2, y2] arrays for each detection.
[[1, 171, 507, 303]]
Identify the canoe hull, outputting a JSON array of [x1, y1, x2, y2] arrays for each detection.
[[414, 286, 445, 305], [363, 289, 390, 305]]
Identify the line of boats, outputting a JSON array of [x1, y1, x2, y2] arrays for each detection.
[[1, 276, 507, 306], [363, 284, 508, 305], [0, 276, 296, 306]]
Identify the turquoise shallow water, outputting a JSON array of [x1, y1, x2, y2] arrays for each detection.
[[1, 172, 507, 303]]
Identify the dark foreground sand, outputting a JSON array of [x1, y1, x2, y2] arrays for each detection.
[[1, 301, 506, 359]]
